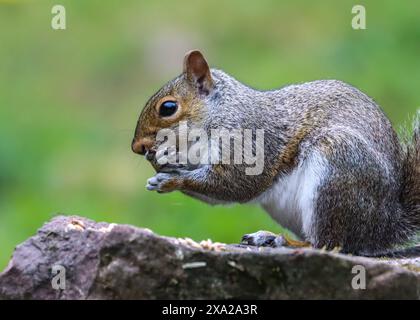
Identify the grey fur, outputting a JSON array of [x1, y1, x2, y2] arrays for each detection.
[[136, 67, 420, 256]]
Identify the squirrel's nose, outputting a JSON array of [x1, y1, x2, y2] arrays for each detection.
[[131, 138, 146, 155], [132, 137, 155, 156]]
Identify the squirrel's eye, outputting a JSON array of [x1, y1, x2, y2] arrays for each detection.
[[159, 101, 178, 117]]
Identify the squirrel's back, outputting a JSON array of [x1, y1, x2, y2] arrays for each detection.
[[209, 71, 403, 180]]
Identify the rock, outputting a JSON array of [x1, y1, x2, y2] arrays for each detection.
[[0, 215, 418, 299]]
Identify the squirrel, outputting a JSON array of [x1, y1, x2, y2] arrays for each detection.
[[132, 50, 420, 257]]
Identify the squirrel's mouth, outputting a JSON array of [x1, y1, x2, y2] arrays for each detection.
[[144, 150, 156, 162], [144, 148, 164, 172]]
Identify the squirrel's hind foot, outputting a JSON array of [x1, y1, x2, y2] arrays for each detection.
[[241, 230, 311, 248]]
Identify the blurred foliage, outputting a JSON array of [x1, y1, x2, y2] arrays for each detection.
[[0, 0, 419, 269]]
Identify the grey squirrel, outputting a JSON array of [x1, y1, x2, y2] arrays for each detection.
[[132, 50, 420, 257]]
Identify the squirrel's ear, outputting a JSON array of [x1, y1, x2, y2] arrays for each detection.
[[183, 50, 214, 95]]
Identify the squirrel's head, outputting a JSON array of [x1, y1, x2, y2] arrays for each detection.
[[131, 50, 214, 158]]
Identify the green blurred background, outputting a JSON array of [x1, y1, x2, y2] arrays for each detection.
[[0, 0, 419, 269]]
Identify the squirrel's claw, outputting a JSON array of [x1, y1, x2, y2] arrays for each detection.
[[146, 172, 183, 193]]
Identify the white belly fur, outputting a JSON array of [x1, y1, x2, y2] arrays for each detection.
[[256, 152, 328, 240]]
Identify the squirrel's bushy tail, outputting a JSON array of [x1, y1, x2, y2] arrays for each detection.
[[401, 111, 420, 231], [365, 117, 420, 259]]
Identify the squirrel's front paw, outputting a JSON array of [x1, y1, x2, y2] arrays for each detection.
[[146, 172, 183, 193]]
